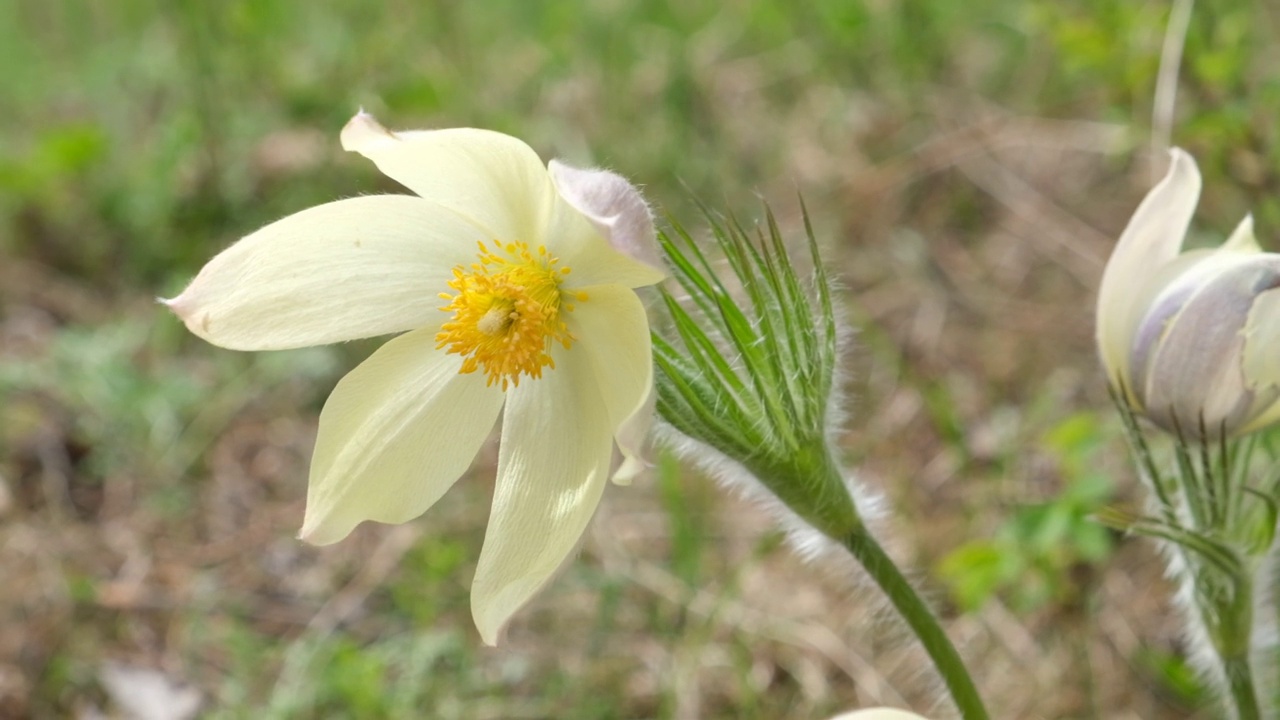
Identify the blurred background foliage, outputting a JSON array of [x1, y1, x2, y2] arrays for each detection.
[[1, 0, 1278, 717]]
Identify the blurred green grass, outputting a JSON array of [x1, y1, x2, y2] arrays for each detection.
[[2, 0, 1279, 717]]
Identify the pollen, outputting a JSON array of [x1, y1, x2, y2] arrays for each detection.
[[435, 240, 584, 389]]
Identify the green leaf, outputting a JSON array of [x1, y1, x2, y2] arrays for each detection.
[[1239, 486, 1278, 554], [937, 541, 1020, 612]]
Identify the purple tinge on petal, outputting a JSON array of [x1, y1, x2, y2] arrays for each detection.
[[1129, 281, 1197, 404], [1140, 262, 1280, 436], [548, 159, 662, 270]]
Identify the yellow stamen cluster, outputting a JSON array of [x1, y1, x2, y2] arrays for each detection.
[[436, 240, 585, 389]]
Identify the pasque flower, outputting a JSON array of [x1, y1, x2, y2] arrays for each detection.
[[165, 112, 664, 643], [1097, 148, 1280, 438]]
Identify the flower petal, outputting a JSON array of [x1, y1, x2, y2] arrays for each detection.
[[569, 284, 655, 484], [470, 345, 613, 645], [341, 112, 554, 244], [1096, 148, 1201, 394], [1140, 256, 1274, 433], [548, 159, 663, 270], [548, 202, 665, 289], [164, 195, 483, 350], [300, 328, 506, 545], [1237, 274, 1280, 433], [1222, 214, 1261, 254]]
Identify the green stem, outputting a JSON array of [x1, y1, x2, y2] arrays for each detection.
[[842, 529, 990, 720], [1223, 653, 1260, 720]]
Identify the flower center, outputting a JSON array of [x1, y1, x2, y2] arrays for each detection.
[[435, 240, 585, 389]]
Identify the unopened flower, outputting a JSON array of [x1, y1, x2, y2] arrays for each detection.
[[654, 206, 991, 719], [652, 206, 861, 540], [1096, 148, 1280, 438], [165, 112, 663, 643]]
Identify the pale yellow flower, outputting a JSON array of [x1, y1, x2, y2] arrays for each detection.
[[1097, 148, 1280, 438], [165, 112, 664, 643]]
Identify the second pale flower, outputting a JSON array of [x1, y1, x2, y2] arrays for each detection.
[[1096, 148, 1280, 438]]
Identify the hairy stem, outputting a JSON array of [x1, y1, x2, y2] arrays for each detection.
[[1223, 652, 1260, 720], [841, 528, 990, 720]]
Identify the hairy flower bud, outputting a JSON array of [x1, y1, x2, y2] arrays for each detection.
[[1097, 148, 1280, 438]]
